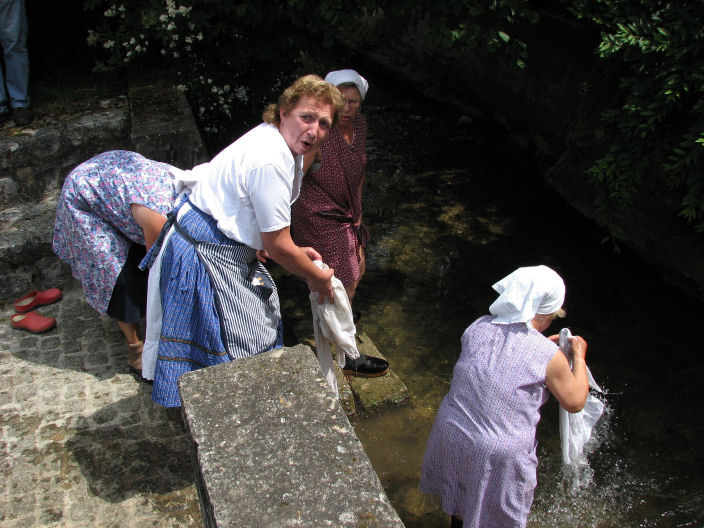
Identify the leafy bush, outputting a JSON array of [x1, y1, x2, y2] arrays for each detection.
[[569, 0, 704, 230], [83, 0, 704, 233]]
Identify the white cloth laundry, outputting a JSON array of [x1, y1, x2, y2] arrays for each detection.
[[558, 327, 605, 465], [309, 260, 360, 395]]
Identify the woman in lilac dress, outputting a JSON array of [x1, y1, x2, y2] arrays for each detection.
[[420, 265, 590, 528], [52, 150, 179, 375]]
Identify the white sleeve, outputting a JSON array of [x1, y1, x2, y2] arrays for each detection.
[[248, 163, 294, 233]]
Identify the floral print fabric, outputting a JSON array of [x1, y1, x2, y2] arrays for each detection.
[[52, 150, 178, 314]]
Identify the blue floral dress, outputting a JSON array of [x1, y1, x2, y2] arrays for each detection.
[[52, 150, 178, 314]]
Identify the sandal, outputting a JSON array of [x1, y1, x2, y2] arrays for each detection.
[[11, 311, 57, 333], [14, 288, 62, 313]]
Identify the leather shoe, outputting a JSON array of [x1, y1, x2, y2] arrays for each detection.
[[0, 109, 10, 124], [12, 107, 33, 126], [343, 353, 389, 378]]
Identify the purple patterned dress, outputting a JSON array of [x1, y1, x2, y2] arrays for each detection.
[[52, 150, 178, 314], [420, 315, 558, 528]]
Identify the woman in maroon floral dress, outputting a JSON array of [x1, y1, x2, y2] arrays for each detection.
[[291, 69, 388, 377]]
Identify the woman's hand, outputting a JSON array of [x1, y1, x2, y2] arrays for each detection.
[[307, 266, 334, 304], [545, 335, 590, 413], [256, 250, 270, 263], [569, 335, 588, 362], [299, 246, 322, 262]]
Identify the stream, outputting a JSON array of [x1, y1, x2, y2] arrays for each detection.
[[277, 78, 704, 527]]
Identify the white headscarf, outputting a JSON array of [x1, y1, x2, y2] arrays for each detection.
[[324, 69, 369, 101], [489, 265, 565, 324]]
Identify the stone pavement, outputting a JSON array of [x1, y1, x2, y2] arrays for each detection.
[[0, 280, 202, 527]]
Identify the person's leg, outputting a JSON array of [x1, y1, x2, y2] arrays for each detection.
[[107, 243, 148, 373], [0, 0, 30, 115], [0, 0, 33, 122], [117, 320, 140, 344], [117, 321, 143, 372]]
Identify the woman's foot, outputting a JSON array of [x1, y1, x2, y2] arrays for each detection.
[[127, 341, 144, 374], [342, 353, 389, 377]]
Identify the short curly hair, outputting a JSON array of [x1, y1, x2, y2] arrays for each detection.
[[262, 74, 344, 126]]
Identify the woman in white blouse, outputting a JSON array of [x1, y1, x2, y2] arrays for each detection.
[[144, 75, 343, 407]]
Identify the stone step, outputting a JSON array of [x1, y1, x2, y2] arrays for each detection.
[[0, 76, 209, 304], [0, 96, 131, 208], [295, 317, 409, 415]]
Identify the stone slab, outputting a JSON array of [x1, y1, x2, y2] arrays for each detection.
[[178, 345, 405, 528], [295, 316, 409, 415], [347, 332, 409, 413]]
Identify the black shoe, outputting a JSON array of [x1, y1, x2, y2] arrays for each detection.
[[343, 353, 389, 378], [12, 107, 33, 126], [0, 109, 10, 124]]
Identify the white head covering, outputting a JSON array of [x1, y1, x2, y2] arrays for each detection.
[[324, 69, 369, 101], [488, 265, 565, 324]]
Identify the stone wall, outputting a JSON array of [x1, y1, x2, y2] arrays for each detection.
[[0, 77, 209, 302]]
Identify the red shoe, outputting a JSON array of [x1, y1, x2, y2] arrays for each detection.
[[10, 311, 57, 333], [14, 288, 62, 313]]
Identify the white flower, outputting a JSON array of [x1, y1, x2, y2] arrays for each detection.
[[104, 40, 115, 48]]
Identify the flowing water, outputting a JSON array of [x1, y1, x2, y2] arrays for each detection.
[[279, 80, 704, 528]]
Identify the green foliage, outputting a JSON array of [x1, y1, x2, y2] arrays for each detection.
[[568, 0, 704, 230], [375, 0, 537, 68], [82, 0, 368, 144], [82, 0, 704, 234]]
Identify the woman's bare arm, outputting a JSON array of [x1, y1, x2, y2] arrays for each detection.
[[260, 227, 333, 303], [131, 204, 167, 250], [545, 336, 589, 412]]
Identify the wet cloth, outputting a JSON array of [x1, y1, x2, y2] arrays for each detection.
[[420, 315, 558, 528], [558, 328, 605, 465], [52, 150, 178, 313], [489, 265, 565, 324], [148, 199, 283, 407], [308, 260, 360, 395], [291, 113, 369, 287]]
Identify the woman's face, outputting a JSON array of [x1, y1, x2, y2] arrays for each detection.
[[337, 85, 362, 127], [279, 95, 334, 156]]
